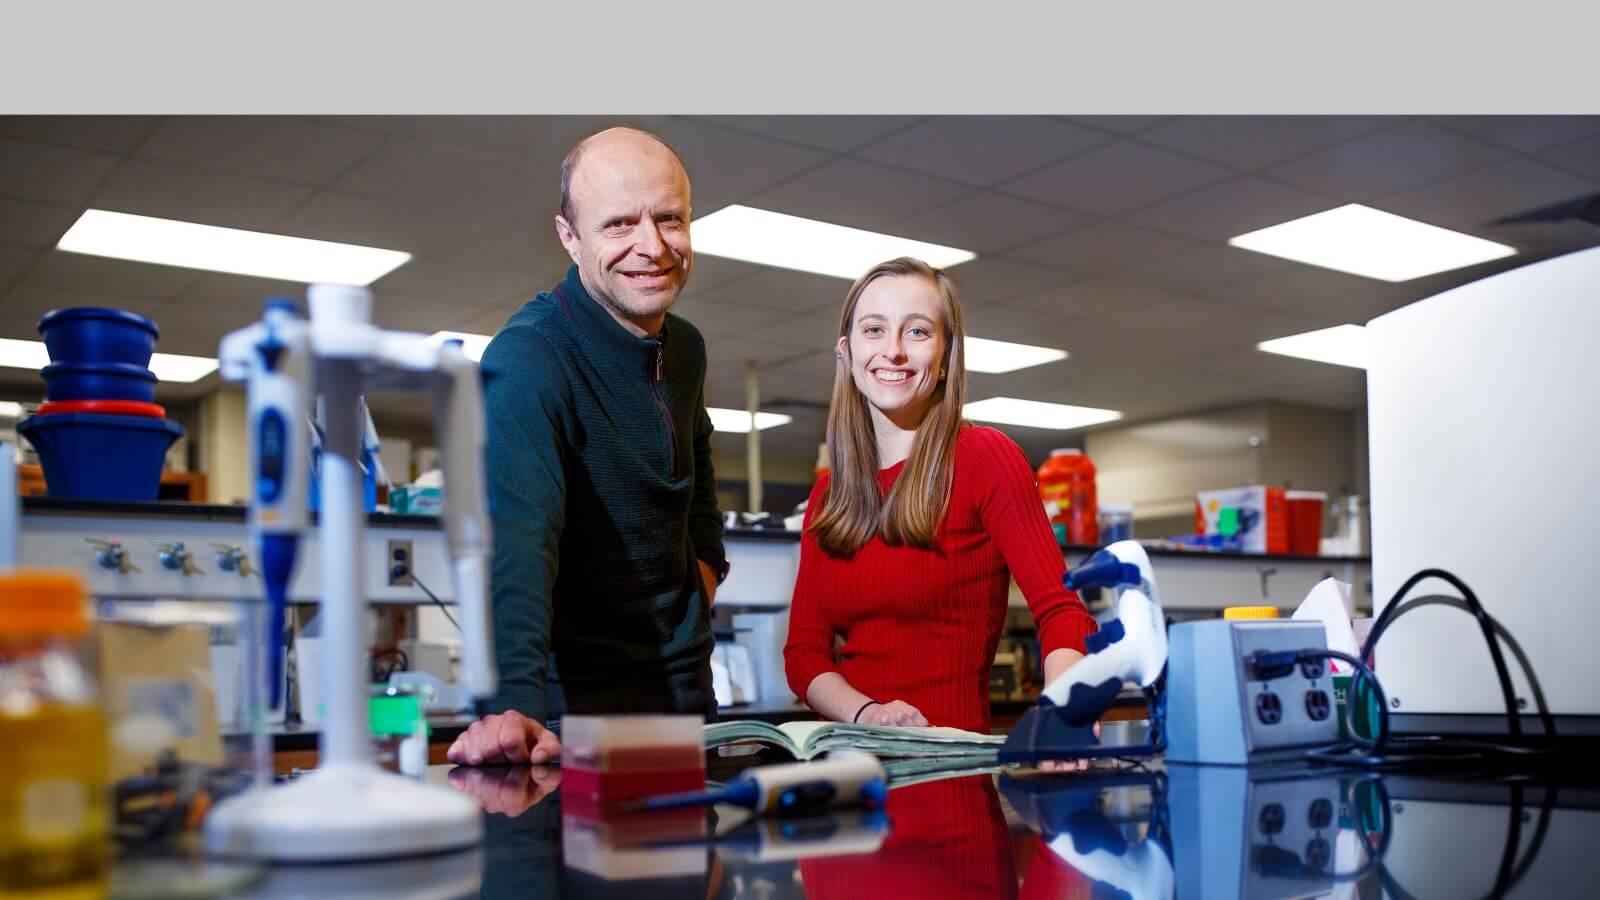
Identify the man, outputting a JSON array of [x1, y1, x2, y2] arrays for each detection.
[[447, 127, 727, 765]]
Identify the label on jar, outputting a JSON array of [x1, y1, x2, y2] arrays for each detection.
[[22, 777, 88, 842]]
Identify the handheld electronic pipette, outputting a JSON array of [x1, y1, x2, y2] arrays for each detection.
[[1001, 540, 1169, 764], [631, 752, 889, 817], [222, 297, 313, 709]]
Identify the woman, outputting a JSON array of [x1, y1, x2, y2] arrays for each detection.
[[784, 257, 1097, 734]]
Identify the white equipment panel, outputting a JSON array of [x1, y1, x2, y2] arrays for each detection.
[[1368, 246, 1600, 729]]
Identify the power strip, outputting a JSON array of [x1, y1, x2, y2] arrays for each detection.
[[1166, 620, 1341, 765]]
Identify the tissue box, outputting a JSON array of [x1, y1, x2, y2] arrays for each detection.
[[1195, 486, 1288, 554], [389, 484, 443, 515]]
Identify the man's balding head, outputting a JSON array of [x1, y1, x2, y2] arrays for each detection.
[[553, 126, 694, 337], [559, 127, 687, 230]]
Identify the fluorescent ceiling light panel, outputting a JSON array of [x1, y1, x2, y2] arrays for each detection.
[[1257, 323, 1368, 370], [58, 209, 411, 285], [0, 338, 218, 382], [707, 407, 793, 433], [692, 205, 976, 279], [964, 336, 1068, 374], [1227, 204, 1514, 282], [426, 331, 493, 363], [964, 397, 1122, 430]]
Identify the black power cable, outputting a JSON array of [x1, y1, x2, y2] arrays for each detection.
[[1360, 569, 1523, 739], [390, 559, 461, 631], [1249, 648, 1389, 752]]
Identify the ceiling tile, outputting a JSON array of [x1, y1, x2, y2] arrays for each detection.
[[0, 138, 119, 206], [0, 284, 162, 338], [1058, 117, 1172, 135], [308, 116, 417, 135], [854, 116, 1113, 186], [432, 216, 572, 280], [1139, 116, 1396, 170], [0, 116, 155, 153], [0, 246, 37, 289], [367, 290, 472, 334], [1122, 176, 1337, 241], [669, 294, 794, 343], [703, 337, 813, 380], [446, 302, 524, 336], [695, 267, 844, 314], [272, 190, 492, 256], [1433, 116, 1600, 153], [744, 309, 841, 351], [162, 273, 309, 322], [651, 119, 832, 212], [331, 138, 542, 214], [134, 117, 386, 186], [1378, 158, 1600, 232], [746, 158, 969, 233], [1117, 244, 1295, 293], [1003, 276, 1185, 318], [886, 190, 1090, 255], [1201, 264, 1377, 314], [408, 115, 666, 161], [1536, 133, 1600, 181], [371, 257, 538, 307], [1266, 120, 1512, 200], [1006, 221, 1203, 274], [961, 301, 1077, 347], [696, 116, 921, 152], [683, 255, 767, 295], [22, 251, 201, 302], [944, 256, 1074, 304], [1000, 140, 1232, 216], [0, 196, 79, 249], [91, 158, 315, 231]]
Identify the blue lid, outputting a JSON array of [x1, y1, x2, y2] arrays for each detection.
[[264, 296, 300, 315], [37, 307, 160, 339], [40, 361, 158, 381]]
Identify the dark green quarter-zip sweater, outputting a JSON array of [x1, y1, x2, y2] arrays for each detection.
[[481, 265, 726, 723]]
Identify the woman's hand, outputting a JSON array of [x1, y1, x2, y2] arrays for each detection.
[[1036, 720, 1100, 773], [858, 699, 929, 727]]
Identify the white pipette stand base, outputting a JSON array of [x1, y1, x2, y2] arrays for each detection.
[[204, 763, 482, 862]]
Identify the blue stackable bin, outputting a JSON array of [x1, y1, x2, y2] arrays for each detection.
[[17, 412, 184, 501]]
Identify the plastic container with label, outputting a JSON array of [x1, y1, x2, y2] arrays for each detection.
[[1037, 449, 1098, 545], [0, 571, 109, 895], [1097, 503, 1135, 543]]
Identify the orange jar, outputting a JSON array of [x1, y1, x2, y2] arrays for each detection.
[[1037, 449, 1098, 546]]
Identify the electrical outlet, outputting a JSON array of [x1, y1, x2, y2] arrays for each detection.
[[387, 539, 413, 586], [1167, 620, 1342, 764]]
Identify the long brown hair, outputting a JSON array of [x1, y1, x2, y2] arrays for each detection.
[[809, 258, 968, 557]]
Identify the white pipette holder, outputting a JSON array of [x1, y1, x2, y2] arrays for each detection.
[[206, 284, 495, 861]]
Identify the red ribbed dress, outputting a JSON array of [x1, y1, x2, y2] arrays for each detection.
[[784, 425, 1098, 733]]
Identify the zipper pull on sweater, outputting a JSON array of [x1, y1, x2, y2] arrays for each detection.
[[655, 344, 665, 382]]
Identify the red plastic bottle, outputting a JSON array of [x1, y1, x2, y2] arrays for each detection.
[[1037, 448, 1098, 545]]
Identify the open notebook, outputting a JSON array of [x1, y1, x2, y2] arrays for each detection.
[[704, 719, 1004, 762]]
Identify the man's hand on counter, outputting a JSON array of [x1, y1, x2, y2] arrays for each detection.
[[699, 559, 719, 606], [446, 709, 561, 766], [447, 764, 561, 818]]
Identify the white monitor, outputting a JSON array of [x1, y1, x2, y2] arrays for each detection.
[[1367, 245, 1600, 737]]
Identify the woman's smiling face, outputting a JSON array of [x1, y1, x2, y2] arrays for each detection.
[[842, 273, 948, 430]]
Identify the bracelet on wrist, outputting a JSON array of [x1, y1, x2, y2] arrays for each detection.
[[852, 700, 880, 724]]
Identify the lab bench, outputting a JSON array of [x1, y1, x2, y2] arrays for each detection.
[[258, 692, 1153, 773], [103, 743, 1598, 898]]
